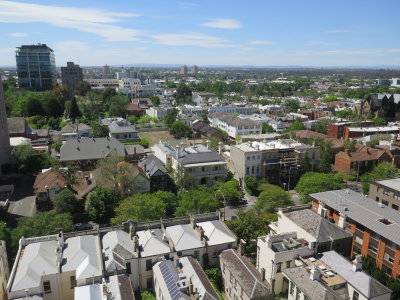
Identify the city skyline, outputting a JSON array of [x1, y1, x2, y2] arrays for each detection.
[[1, 0, 400, 67]]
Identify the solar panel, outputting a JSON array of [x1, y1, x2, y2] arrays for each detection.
[[159, 261, 181, 300]]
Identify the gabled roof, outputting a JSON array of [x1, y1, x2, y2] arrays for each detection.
[[220, 249, 271, 299], [166, 224, 203, 251], [197, 220, 236, 246], [209, 112, 260, 127], [140, 156, 168, 177], [137, 229, 171, 257], [33, 169, 66, 193], [320, 251, 391, 298], [7, 117, 31, 135], [335, 145, 392, 162], [102, 230, 136, 272], [62, 235, 102, 280], [61, 123, 91, 133], [294, 130, 328, 139]]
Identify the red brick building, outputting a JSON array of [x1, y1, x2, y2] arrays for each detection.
[[327, 120, 375, 139], [311, 189, 400, 279]]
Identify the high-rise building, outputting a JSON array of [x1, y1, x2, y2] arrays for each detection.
[[103, 64, 111, 75], [180, 65, 188, 75], [61, 61, 83, 92], [191, 65, 198, 74], [15, 44, 56, 91], [0, 77, 11, 175]]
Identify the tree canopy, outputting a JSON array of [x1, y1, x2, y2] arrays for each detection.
[[170, 120, 192, 139], [12, 145, 57, 174], [360, 162, 400, 194], [175, 186, 220, 217], [256, 184, 293, 213], [52, 189, 79, 214], [214, 179, 242, 206], [85, 188, 121, 221], [285, 120, 305, 132]]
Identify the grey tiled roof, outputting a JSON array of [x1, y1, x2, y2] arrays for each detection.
[[310, 189, 400, 244], [141, 156, 168, 176], [60, 137, 127, 162], [320, 251, 391, 298]]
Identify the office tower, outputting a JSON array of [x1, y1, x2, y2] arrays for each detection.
[[180, 65, 188, 76], [103, 64, 111, 75], [61, 62, 83, 92], [15, 43, 56, 91], [0, 77, 11, 175], [191, 65, 198, 74]]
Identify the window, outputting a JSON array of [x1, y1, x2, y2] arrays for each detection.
[[276, 262, 282, 273], [70, 276, 76, 289], [352, 291, 359, 300], [146, 259, 152, 271], [246, 167, 249, 175], [286, 261, 291, 268], [43, 281, 51, 293], [376, 197, 379, 202], [222, 263, 225, 274], [383, 189, 390, 196], [368, 243, 378, 253], [290, 282, 295, 295], [126, 262, 131, 274], [382, 200, 389, 206], [355, 236, 363, 245], [393, 204, 399, 211], [251, 166, 255, 174], [384, 253, 394, 264], [194, 251, 199, 260], [247, 157, 250, 160]]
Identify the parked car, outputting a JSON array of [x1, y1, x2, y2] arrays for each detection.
[[74, 223, 93, 231]]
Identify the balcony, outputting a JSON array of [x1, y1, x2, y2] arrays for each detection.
[[188, 169, 227, 177]]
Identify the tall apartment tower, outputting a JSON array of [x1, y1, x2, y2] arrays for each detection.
[[61, 62, 83, 92], [103, 64, 111, 75], [191, 65, 198, 74], [0, 77, 11, 175], [15, 44, 56, 91], [180, 65, 188, 76]]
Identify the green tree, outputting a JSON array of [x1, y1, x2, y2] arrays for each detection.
[[102, 87, 117, 102], [139, 138, 150, 148], [284, 99, 300, 113], [140, 291, 156, 300], [175, 186, 220, 217], [323, 95, 337, 102], [299, 154, 312, 173], [112, 193, 167, 225], [204, 268, 223, 291], [262, 122, 275, 133], [335, 108, 354, 119], [315, 119, 333, 134], [256, 184, 293, 213], [52, 189, 79, 214], [174, 83, 192, 104], [91, 122, 109, 137], [225, 209, 275, 243], [343, 139, 356, 152], [360, 162, 400, 194], [85, 188, 121, 221], [244, 176, 259, 195], [12, 145, 57, 174], [295, 172, 343, 203], [26, 95, 45, 116], [215, 179, 242, 206], [371, 117, 388, 126], [319, 141, 333, 173], [164, 108, 179, 127], [152, 191, 178, 215], [107, 94, 130, 117], [68, 96, 82, 120], [75, 81, 91, 96], [149, 95, 160, 106], [285, 120, 306, 132], [43, 92, 64, 118], [170, 121, 192, 138]]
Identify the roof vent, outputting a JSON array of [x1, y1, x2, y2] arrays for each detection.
[[377, 202, 385, 208]]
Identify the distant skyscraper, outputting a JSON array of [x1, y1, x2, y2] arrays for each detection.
[[180, 65, 188, 76], [103, 64, 111, 75], [0, 77, 11, 175], [15, 43, 56, 91], [191, 65, 198, 74], [61, 62, 83, 92]]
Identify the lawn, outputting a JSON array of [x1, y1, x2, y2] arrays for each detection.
[[138, 130, 177, 147]]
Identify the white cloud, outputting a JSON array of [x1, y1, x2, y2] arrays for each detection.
[[325, 29, 352, 33], [307, 40, 340, 46], [8, 32, 28, 37], [389, 49, 400, 53], [178, 2, 198, 9], [152, 33, 235, 48], [200, 18, 242, 29], [248, 40, 272, 45], [0, 0, 142, 42]]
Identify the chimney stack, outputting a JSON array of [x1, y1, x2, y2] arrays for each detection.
[[218, 142, 223, 154], [206, 140, 211, 149], [352, 255, 362, 272], [309, 266, 321, 281]]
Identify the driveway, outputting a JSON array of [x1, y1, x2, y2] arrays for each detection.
[[7, 176, 36, 219]]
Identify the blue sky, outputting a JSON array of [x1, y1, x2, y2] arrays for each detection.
[[1, 0, 400, 67]]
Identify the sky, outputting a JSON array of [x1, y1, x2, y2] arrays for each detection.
[[1, 0, 400, 67]]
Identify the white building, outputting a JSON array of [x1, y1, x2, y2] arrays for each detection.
[[146, 106, 173, 120], [208, 112, 261, 139]]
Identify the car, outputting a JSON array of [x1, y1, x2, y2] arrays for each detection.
[[73, 223, 93, 231]]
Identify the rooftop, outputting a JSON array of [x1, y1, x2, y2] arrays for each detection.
[[137, 229, 171, 257], [166, 224, 203, 251], [310, 189, 400, 244], [196, 220, 236, 246], [371, 177, 400, 192]]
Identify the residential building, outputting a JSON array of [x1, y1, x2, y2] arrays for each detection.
[[208, 106, 237, 114], [139, 156, 173, 192], [7, 117, 34, 138], [59, 137, 144, 168], [60, 123, 92, 141], [115, 162, 150, 196], [391, 78, 400, 88], [180, 65, 188, 76], [178, 105, 204, 116], [310, 189, 400, 278], [258, 206, 353, 294], [192, 92, 217, 105], [358, 93, 400, 121], [343, 125, 399, 139], [103, 64, 111, 75], [229, 140, 306, 188], [101, 118, 140, 142], [333, 145, 393, 174], [327, 120, 375, 139], [153, 257, 219, 300], [126, 98, 154, 116], [220, 249, 273, 300], [0, 241, 10, 300], [152, 141, 227, 187], [191, 65, 198, 74], [209, 112, 261, 139], [369, 177, 400, 211], [282, 251, 391, 300], [146, 106, 173, 120], [7, 233, 103, 300], [61, 62, 83, 92], [192, 120, 224, 139], [293, 130, 328, 140], [0, 77, 11, 175], [15, 44, 56, 91]]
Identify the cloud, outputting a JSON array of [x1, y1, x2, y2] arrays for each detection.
[[200, 18, 242, 29], [8, 32, 28, 37], [0, 0, 142, 42], [248, 40, 272, 45], [178, 2, 198, 9], [54, 41, 89, 52], [151, 33, 235, 48], [307, 40, 340, 46], [325, 30, 352, 33], [389, 49, 400, 53]]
